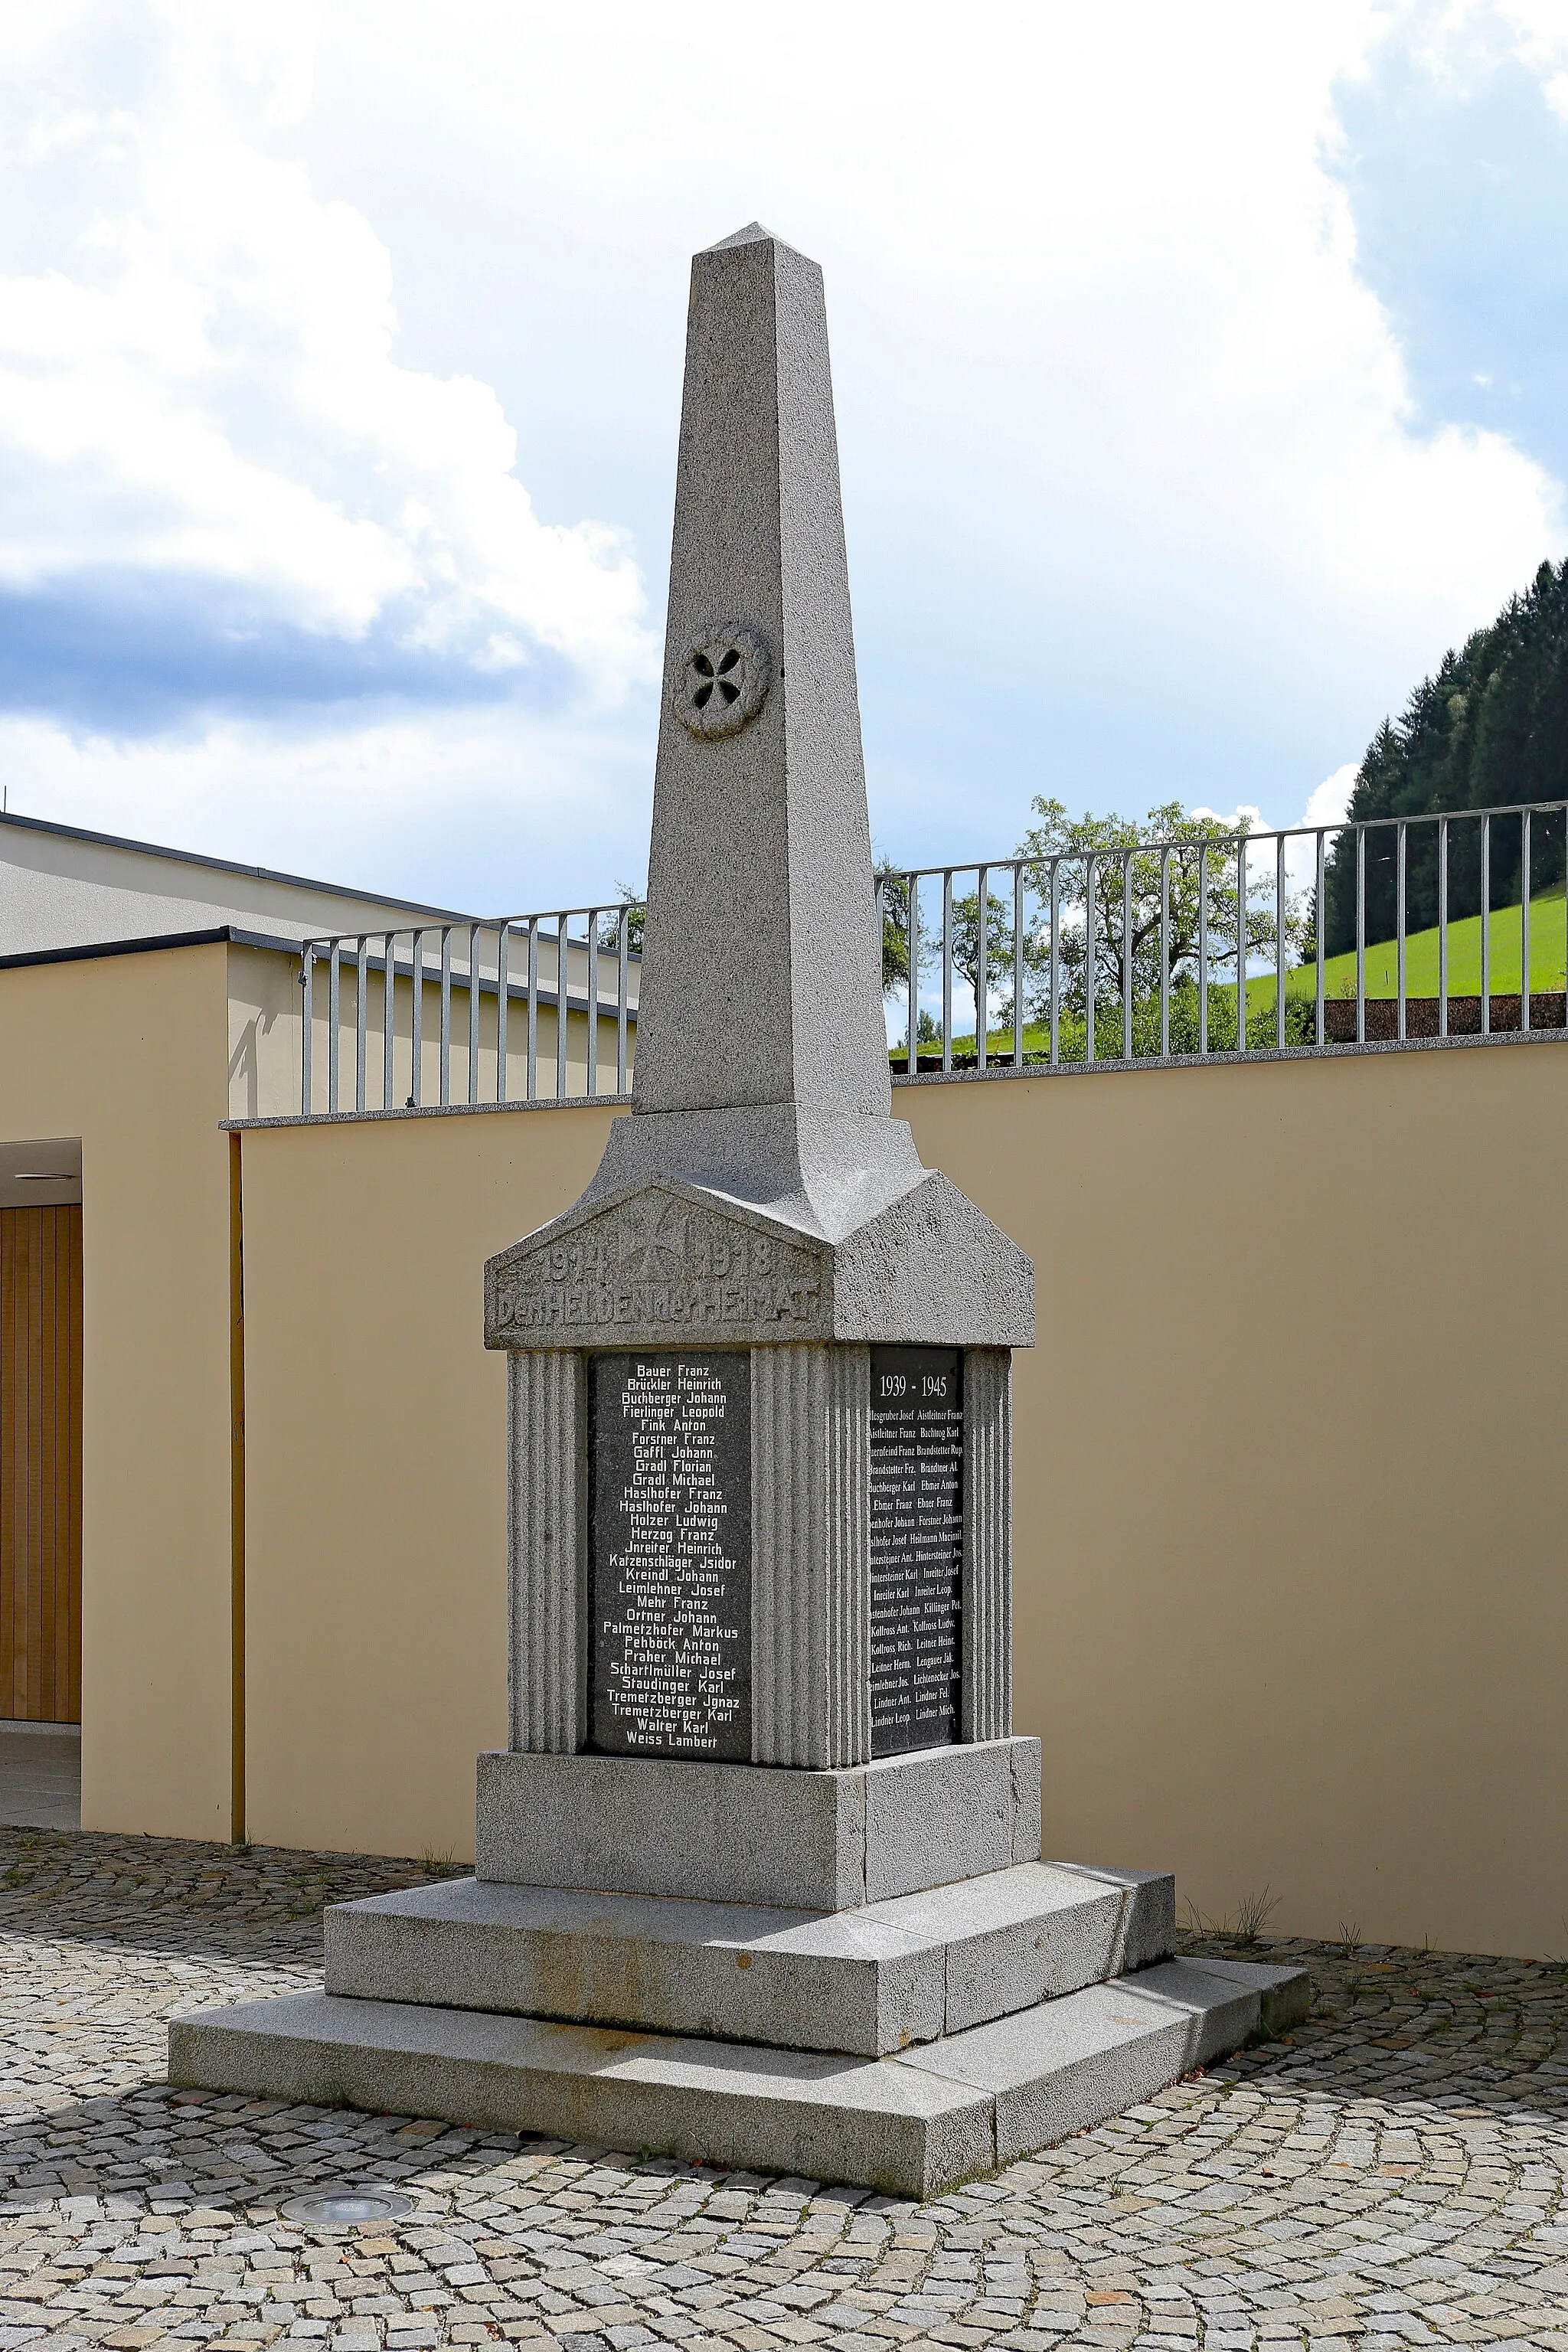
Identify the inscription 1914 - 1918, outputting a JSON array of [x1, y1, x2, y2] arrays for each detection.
[[589, 1351, 751, 1761], [870, 1347, 964, 1758]]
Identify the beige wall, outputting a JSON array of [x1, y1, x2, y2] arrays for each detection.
[[0, 942, 235, 1838], [908, 1046, 1568, 1961], [238, 1101, 619, 1860], [235, 1035, 1568, 1955]]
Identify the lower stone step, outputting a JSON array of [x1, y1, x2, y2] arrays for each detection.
[[323, 1860, 1174, 2057], [168, 1955, 1308, 2200]]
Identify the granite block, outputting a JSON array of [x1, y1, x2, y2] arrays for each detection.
[[475, 1738, 1042, 1911], [170, 1949, 1272, 2197]]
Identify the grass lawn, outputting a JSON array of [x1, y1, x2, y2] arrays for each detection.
[[1259, 884, 1566, 1008]]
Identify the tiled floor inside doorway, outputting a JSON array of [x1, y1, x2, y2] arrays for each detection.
[[0, 1720, 80, 1829]]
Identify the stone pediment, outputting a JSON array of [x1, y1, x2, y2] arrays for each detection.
[[485, 1178, 834, 1350], [485, 1170, 1034, 1352]]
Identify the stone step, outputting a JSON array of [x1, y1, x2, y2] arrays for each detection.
[[324, 1860, 1175, 2057], [168, 1955, 1308, 2200]]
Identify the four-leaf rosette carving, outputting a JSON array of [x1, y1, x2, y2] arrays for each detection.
[[672, 626, 772, 740]]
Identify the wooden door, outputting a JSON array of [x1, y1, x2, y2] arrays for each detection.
[[0, 1206, 83, 1723]]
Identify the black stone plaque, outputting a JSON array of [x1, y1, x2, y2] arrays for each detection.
[[589, 1351, 751, 1759], [870, 1346, 963, 1757]]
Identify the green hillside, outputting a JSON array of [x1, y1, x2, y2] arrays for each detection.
[[1259, 884, 1566, 1010]]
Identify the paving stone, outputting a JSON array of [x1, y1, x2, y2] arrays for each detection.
[[6, 1832, 1568, 2347]]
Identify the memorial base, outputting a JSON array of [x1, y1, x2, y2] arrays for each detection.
[[171, 1746, 1308, 2196], [169, 1954, 1306, 2201]]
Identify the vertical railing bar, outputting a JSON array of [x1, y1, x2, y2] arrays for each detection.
[[1012, 863, 1024, 1068], [1315, 831, 1325, 1049], [1049, 861, 1060, 1067], [1481, 815, 1491, 1037], [1085, 854, 1097, 1066], [617, 907, 630, 1095], [586, 909, 600, 1099], [300, 944, 315, 1116], [383, 933, 397, 1112], [557, 911, 570, 1100], [1122, 850, 1132, 1062], [439, 925, 452, 1107], [468, 922, 481, 1105], [1439, 819, 1449, 1039], [1236, 832, 1247, 1055], [1396, 820, 1407, 1044], [410, 928, 424, 1107], [906, 874, 920, 1076], [975, 864, 988, 1072], [526, 918, 539, 1102], [1198, 842, 1209, 1057], [328, 942, 341, 1114], [355, 935, 368, 1113], [496, 924, 510, 1105], [941, 870, 954, 1073], [1159, 848, 1170, 1058], [1276, 833, 1286, 1051], [1522, 809, 1532, 1035], [1355, 828, 1366, 1047]]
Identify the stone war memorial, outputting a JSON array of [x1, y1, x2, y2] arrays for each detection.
[[172, 225, 1305, 2197]]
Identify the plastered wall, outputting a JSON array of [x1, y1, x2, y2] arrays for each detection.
[[236, 1036, 1568, 1955], [0, 942, 235, 1838]]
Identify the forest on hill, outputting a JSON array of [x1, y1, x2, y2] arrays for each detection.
[[1324, 557, 1568, 957]]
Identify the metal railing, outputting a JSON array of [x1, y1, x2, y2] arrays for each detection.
[[298, 906, 641, 1116], [876, 799, 1568, 1073]]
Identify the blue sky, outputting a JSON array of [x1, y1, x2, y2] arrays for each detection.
[[1, 2, 1566, 913]]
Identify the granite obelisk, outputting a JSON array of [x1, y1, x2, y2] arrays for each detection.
[[169, 227, 1307, 2195]]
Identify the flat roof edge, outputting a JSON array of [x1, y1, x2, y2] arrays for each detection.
[[0, 808, 472, 923], [0, 924, 303, 972]]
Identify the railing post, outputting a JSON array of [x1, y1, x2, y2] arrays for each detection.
[[300, 945, 314, 1116], [617, 908, 630, 1096], [1481, 816, 1491, 1037], [383, 933, 397, 1110], [1159, 848, 1171, 1059], [1275, 832, 1285, 1051], [328, 942, 341, 1113], [906, 873, 919, 1076], [1355, 828, 1366, 1046], [1396, 821, 1406, 1044], [1085, 854, 1096, 1066], [355, 936, 368, 1112], [1198, 842, 1209, 1057], [975, 865, 988, 1072], [556, 913, 570, 1099], [1011, 863, 1024, 1068], [496, 924, 510, 1104], [469, 922, 482, 1104], [1438, 821, 1449, 1040], [410, 929, 424, 1106], [940, 869, 954, 1073], [1522, 808, 1532, 1034], [1315, 831, 1325, 1048]]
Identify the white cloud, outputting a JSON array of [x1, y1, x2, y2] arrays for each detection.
[[0, 707, 649, 913], [0, 2, 650, 689]]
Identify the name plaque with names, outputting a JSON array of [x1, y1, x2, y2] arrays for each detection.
[[870, 1346, 963, 1757], [588, 1351, 752, 1760]]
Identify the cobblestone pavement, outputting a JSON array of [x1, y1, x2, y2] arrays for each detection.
[[5, 1831, 1568, 2351]]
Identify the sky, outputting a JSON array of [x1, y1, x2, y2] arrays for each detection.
[[2, 0, 1568, 914]]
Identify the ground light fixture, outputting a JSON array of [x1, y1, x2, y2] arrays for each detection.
[[278, 2187, 416, 2226]]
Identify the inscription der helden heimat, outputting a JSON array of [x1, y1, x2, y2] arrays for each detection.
[[494, 1200, 822, 1339]]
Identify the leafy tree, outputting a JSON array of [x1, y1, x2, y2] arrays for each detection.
[[1014, 798, 1305, 1017], [597, 884, 645, 958], [1324, 558, 1568, 957]]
